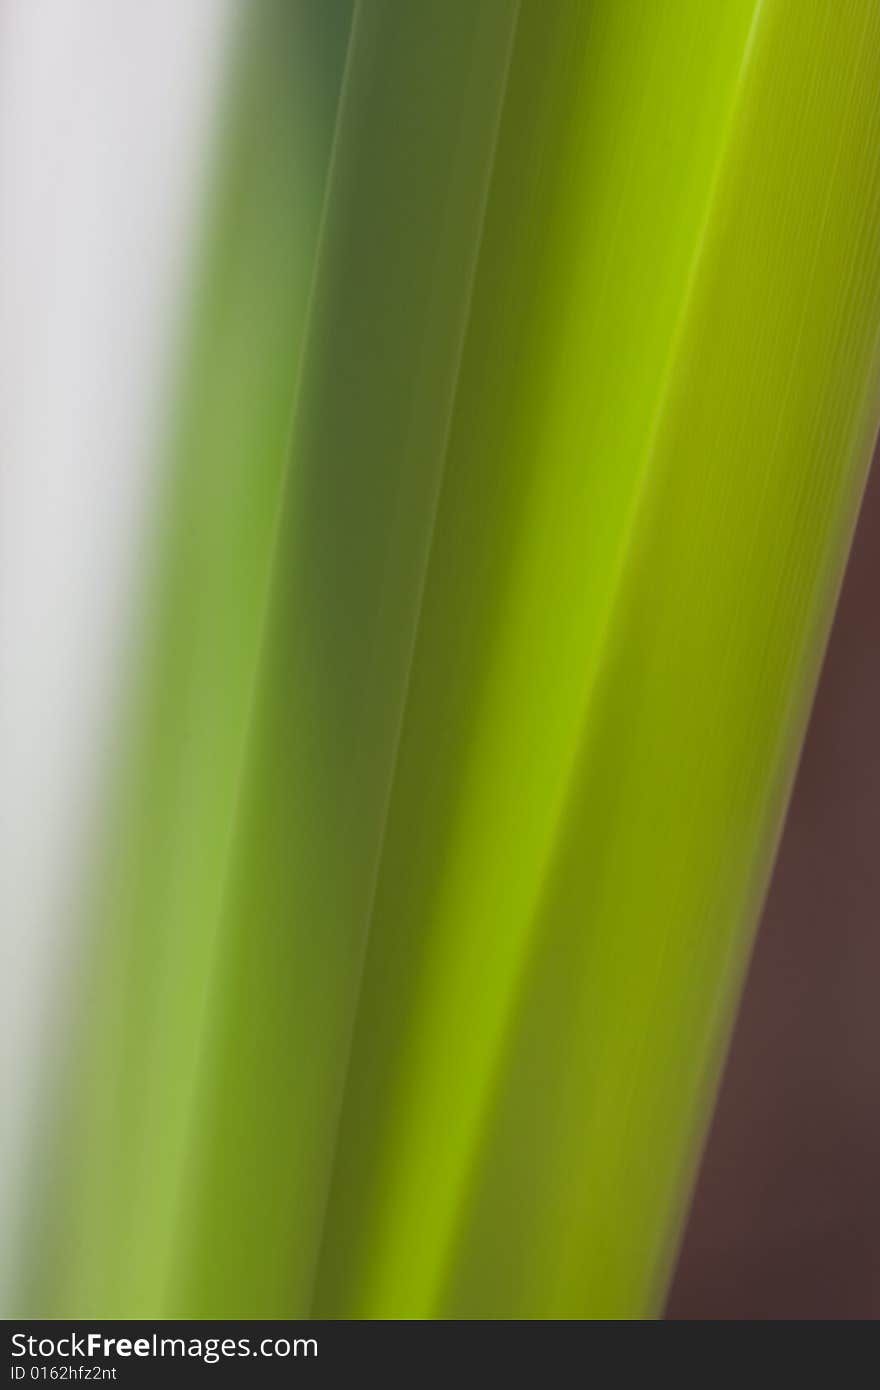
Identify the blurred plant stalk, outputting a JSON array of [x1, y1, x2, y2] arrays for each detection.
[[28, 0, 354, 1317], [27, 0, 880, 1319]]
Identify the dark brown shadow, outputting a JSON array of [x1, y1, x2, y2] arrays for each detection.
[[668, 448, 880, 1320]]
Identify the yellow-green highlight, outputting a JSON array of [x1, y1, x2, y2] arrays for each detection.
[[23, 0, 880, 1321]]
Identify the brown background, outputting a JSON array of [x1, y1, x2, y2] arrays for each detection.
[[668, 453, 880, 1320]]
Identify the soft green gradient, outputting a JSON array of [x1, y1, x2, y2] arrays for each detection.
[[437, 0, 880, 1317], [314, 0, 880, 1318], [22, 0, 880, 1321], [176, 0, 522, 1318], [314, 0, 764, 1318], [27, 0, 354, 1318]]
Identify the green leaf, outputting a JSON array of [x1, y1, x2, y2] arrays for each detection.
[[30, 0, 354, 1318], [29, 0, 880, 1320]]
